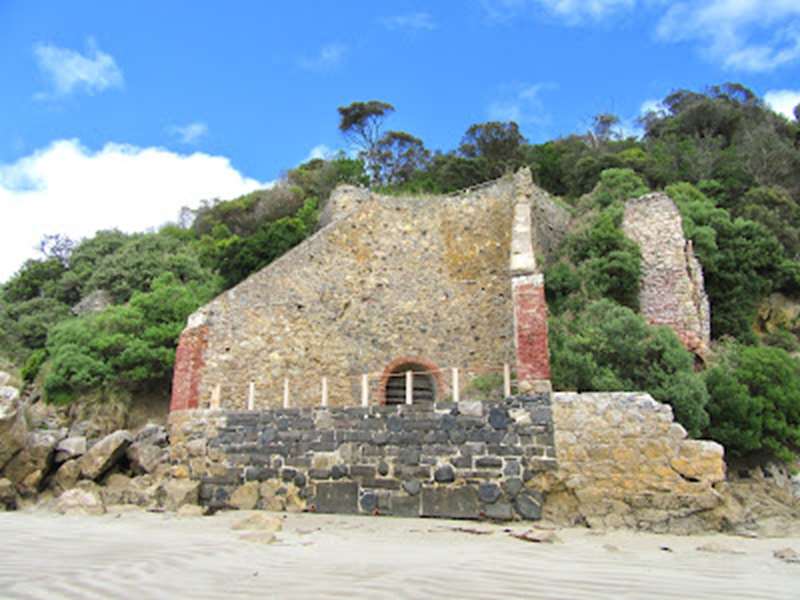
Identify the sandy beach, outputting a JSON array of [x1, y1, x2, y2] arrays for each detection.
[[0, 510, 798, 600]]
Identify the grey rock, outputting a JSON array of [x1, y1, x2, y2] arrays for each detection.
[[502, 478, 523, 498], [434, 465, 455, 483], [126, 442, 168, 475], [331, 464, 348, 479], [71, 289, 112, 316], [389, 494, 421, 517], [421, 486, 480, 519], [514, 491, 543, 520], [293, 472, 307, 488], [478, 483, 502, 504], [0, 478, 17, 510], [377, 461, 390, 476], [488, 407, 510, 430], [79, 430, 133, 481], [483, 501, 513, 521], [55, 436, 87, 463], [360, 492, 378, 512], [402, 479, 422, 496], [314, 481, 359, 514]]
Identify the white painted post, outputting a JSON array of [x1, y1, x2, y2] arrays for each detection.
[[321, 376, 328, 407], [503, 363, 512, 397], [405, 370, 413, 405], [283, 378, 290, 409], [452, 368, 460, 403], [361, 374, 369, 407], [211, 383, 221, 409], [247, 381, 255, 410]]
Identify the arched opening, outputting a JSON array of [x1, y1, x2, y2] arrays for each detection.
[[380, 357, 441, 406]]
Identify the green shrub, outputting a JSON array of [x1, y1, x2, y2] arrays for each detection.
[[591, 168, 649, 208], [705, 343, 800, 461], [550, 300, 709, 435], [21, 348, 47, 383]]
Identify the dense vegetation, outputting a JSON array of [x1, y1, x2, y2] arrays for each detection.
[[2, 83, 798, 461]]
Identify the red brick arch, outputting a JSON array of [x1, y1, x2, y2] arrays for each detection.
[[378, 356, 446, 405]]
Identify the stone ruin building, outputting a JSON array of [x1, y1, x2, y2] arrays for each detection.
[[168, 169, 727, 528]]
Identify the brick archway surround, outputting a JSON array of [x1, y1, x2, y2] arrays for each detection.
[[378, 356, 445, 405]]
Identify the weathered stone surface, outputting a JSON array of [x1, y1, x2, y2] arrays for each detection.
[[55, 437, 87, 463], [434, 465, 455, 483], [360, 492, 378, 512], [421, 486, 480, 519], [160, 479, 200, 511], [100, 474, 154, 507], [126, 441, 168, 475], [56, 486, 105, 516], [52, 459, 82, 493], [80, 430, 133, 481], [548, 392, 727, 532], [478, 483, 502, 504], [0, 392, 26, 470], [403, 479, 422, 496], [514, 491, 543, 520], [389, 494, 421, 517], [314, 481, 359, 514], [483, 502, 513, 521], [0, 478, 17, 510], [4, 430, 59, 494], [177, 504, 206, 517], [229, 482, 260, 510], [623, 194, 710, 357]]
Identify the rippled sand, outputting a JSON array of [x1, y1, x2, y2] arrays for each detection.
[[1, 510, 798, 599]]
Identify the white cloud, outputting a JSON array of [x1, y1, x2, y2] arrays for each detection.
[[657, 1, 800, 72], [298, 43, 347, 71], [0, 140, 270, 282], [765, 89, 800, 120], [488, 83, 555, 125], [34, 39, 123, 98], [304, 144, 335, 162], [168, 122, 209, 144], [482, 0, 635, 23], [380, 12, 436, 31]]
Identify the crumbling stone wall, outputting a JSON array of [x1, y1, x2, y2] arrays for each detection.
[[623, 193, 711, 357], [540, 392, 726, 532], [169, 394, 556, 520]]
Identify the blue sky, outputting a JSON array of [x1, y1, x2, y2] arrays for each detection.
[[1, 0, 800, 281]]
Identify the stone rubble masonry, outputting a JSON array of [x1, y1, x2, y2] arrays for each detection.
[[170, 169, 561, 411], [543, 392, 726, 532], [168, 394, 556, 521], [623, 193, 711, 358]]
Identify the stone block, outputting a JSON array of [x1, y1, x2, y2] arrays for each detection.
[[434, 465, 455, 483], [514, 490, 543, 520], [314, 481, 359, 514], [421, 486, 480, 519], [482, 502, 513, 521], [389, 494, 421, 518]]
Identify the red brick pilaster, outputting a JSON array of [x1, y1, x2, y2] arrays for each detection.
[[170, 325, 209, 412], [512, 274, 551, 387]]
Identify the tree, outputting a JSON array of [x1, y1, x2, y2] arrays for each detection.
[[459, 121, 527, 178], [337, 100, 395, 181], [37, 234, 75, 267], [372, 131, 431, 186], [590, 113, 622, 147]]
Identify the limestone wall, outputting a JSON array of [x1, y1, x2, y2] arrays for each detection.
[[177, 177, 520, 410], [543, 392, 726, 532], [623, 193, 711, 357], [168, 394, 555, 520]]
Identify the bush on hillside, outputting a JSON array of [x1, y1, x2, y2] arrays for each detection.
[[705, 342, 800, 461], [550, 300, 709, 436]]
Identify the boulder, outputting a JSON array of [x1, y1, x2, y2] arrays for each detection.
[[52, 459, 82, 493], [56, 485, 105, 516], [100, 474, 156, 507], [0, 391, 27, 470], [71, 289, 112, 316], [126, 441, 168, 475], [159, 478, 199, 511], [0, 477, 17, 510], [3, 430, 60, 494], [0, 385, 19, 404], [133, 424, 168, 446], [55, 436, 87, 463], [79, 430, 133, 481], [229, 482, 260, 510]]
